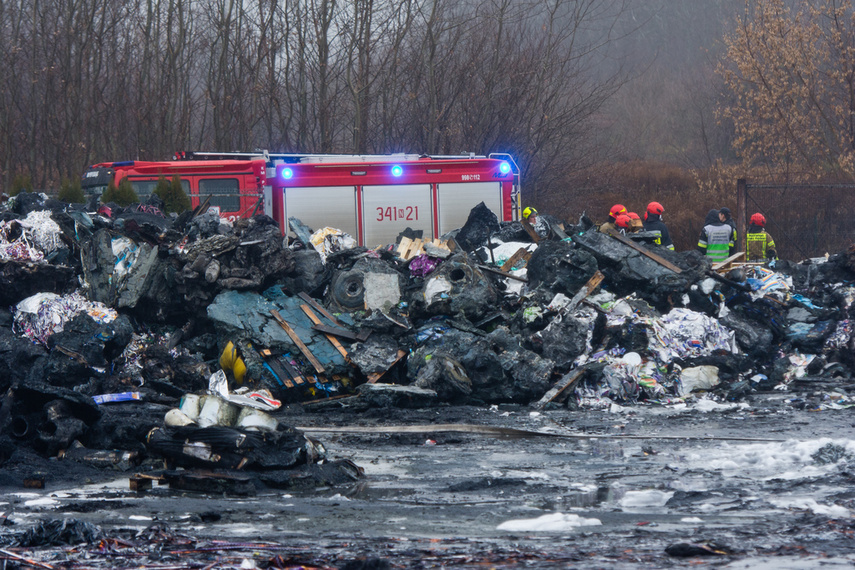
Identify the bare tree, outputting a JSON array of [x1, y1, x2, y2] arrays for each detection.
[[0, 0, 638, 199]]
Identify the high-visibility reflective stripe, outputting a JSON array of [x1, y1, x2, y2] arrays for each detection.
[[704, 243, 730, 261]]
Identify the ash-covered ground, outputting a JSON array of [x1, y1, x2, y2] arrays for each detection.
[[2, 398, 855, 569]]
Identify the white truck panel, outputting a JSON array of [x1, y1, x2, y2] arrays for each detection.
[[437, 182, 502, 236], [284, 186, 358, 237], [362, 184, 433, 247], [262, 185, 273, 217]]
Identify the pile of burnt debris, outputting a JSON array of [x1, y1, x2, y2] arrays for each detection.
[[1, 191, 854, 487]]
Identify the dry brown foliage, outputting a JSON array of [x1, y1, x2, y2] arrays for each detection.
[[718, 0, 855, 182], [541, 160, 734, 251]]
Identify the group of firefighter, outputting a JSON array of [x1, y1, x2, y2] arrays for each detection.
[[521, 202, 777, 264]]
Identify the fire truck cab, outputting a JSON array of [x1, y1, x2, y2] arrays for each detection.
[[81, 158, 267, 220]]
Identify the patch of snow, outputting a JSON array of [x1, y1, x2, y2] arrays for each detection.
[[23, 497, 58, 507], [497, 512, 601, 531], [691, 398, 749, 412], [769, 497, 851, 518], [618, 489, 674, 508]]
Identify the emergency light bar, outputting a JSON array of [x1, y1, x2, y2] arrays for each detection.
[[391, 165, 403, 177]]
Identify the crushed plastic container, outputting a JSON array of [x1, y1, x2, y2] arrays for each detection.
[[164, 408, 197, 427], [236, 407, 278, 432], [197, 395, 240, 428], [179, 394, 203, 421]]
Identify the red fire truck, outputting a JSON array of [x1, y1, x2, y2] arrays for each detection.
[[81, 157, 267, 220], [82, 151, 520, 247]]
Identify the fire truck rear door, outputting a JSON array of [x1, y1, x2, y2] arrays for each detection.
[[284, 186, 358, 238], [362, 184, 433, 247], [436, 181, 503, 235]]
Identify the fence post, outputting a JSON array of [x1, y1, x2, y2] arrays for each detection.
[[736, 178, 747, 251]]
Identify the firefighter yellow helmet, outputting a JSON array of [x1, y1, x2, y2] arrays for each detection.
[[522, 207, 537, 219]]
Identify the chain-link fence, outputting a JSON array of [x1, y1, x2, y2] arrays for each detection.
[[737, 180, 855, 261]]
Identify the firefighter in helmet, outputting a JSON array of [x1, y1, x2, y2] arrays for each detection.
[[599, 204, 627, 233], [746, 212, 777, 262], [522, 207, 538, 224], [626, 211, 644, 233], [614, 213, 632, 234], [642, 201, 674, 250]]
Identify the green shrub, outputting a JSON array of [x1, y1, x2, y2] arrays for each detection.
[[101, 177, 139, 206], [154, 175, 191, 214], [58, 176, 86, 203], [153, 176, 171, 202], [9, 173, 33, 196]]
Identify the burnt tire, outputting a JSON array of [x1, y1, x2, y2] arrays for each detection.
[[329, 269, 365, 311]]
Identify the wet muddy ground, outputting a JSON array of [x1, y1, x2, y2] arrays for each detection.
[[2, 394, 855, 568]]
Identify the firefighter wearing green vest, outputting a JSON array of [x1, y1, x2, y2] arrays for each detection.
[[698, 208, 736, 262], [745, 212, 777, 262]]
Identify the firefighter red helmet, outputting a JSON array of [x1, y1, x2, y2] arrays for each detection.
[[627, 212, 640, 220], [646, 201, 664, 216], [609, 204, 627, 219], [750, 212, 766, 227], [615, 214, 631, 229]]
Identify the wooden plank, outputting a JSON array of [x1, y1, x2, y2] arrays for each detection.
[[521, 218, 541, 243], [300, 393, 358, 406], [604, 229, 683, 273], [532, 367, 587, 410], [500, 247, 532, 272], [367, 349, 408, 384], [270, 310, 326, 374], [401, 237, 424, 260], [396, 236, 413, 258], [297, 292, 343, 327], [278, 354, 310, 385], [300, 304, 350, 361], [265, 361, 294, 388], [129, 476, 152, 491], [477, 264, 529, 282], [379, 311, 410, 329], [711, 251, 746, 272], [259, 349, 295, 388], [412, 238, 426, 257], [560, 271, 605, 314]]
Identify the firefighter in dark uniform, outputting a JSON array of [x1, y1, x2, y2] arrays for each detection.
[[642, 201, 674, 250], [745, 212, 777, 262]]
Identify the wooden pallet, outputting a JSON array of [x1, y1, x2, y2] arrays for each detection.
[[396, 237, 452, 260], [710, 252, 768, 273]]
